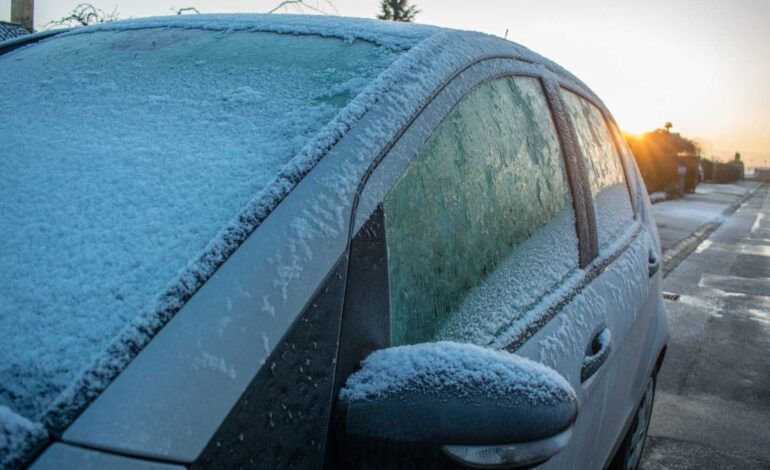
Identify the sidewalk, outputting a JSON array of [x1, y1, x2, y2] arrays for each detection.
[[652, 181, 761, 277], [641, 184, 770, 469], [653, 181, 759, 252]]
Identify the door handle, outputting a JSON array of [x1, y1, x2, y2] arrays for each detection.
[[648, 249, 660, 278], [581, 327, 611, 383]]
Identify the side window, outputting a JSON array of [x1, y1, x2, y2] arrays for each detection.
[[383, 76, 579, 346], [609, 121, 641, 210], [561, 89, 634, 250]]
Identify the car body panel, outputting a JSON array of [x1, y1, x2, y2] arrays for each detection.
[[61, 89, 367, 462]]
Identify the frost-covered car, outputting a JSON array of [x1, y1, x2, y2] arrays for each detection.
[[0, 14, 668, 470]]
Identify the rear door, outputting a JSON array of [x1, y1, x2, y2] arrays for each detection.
[[332, 59, 618, 468], [558, 87, 654, 466]]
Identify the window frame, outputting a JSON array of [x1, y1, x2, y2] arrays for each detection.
[[553, 79, 644, 265], [347, 57, 596, 351]]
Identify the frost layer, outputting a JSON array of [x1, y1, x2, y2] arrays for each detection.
[[340, 342, 575, 406], [0, 406, 46, 469], [0, 26, 399, 422]]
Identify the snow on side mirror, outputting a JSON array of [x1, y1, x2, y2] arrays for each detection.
[[337, 342, 578, 469]]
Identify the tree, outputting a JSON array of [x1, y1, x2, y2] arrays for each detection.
[[378, 0, 419, 22], [664, 122, 673, 133], [47, 3, 119, 28], [624, 126, 703, 195]]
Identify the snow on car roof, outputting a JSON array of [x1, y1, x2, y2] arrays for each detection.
[[54, 13, 443, 50]]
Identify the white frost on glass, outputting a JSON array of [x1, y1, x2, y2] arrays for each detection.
[[562, 90, 634, 250], [593, 183, 636, 249], [438, 208, 580, 346], [385, 77, 580, 346], [339, 342, 574, 405]]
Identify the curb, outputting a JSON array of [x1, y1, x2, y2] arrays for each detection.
[[661, 183, 764, 278]]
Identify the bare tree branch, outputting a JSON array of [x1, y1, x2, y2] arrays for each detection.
[[322, 0, 340, 14], [47, 3, 119, 28], [268, 0, 331, 15], [172, 7, 200, 15]]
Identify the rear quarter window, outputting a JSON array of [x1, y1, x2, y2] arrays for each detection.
[[561, 89, 634, 251]]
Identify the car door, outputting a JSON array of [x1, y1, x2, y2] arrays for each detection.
[[556, 86, 655, 467], [328, 59, 622, 469]]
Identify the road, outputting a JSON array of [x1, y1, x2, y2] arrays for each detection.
[[640, 183, 770, 469], [652, 182, 758, 252]]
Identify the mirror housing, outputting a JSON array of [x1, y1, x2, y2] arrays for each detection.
[[337, 342, 577, 468]]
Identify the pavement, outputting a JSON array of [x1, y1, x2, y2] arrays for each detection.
[[640, 182, 770, 469], [652, 182, 762, 277], [652, 182, 759, 252]]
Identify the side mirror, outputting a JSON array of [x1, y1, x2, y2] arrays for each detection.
[[337, 342, 577, 469]]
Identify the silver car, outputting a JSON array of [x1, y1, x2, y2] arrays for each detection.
[[0, 14, 668, 470]]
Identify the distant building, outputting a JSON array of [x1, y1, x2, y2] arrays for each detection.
[[0, 21, 31, 42]]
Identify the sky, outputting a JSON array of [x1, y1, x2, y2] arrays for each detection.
[[2, 0, 769, 167]]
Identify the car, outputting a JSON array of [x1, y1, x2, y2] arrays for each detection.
[[0, 14, 668, 470]]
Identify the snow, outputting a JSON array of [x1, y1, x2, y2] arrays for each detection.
[[0, 406, 47, 470], [536, 228, 649, 381], [649, 192, 667, 204], [0, 26, 400, 425], [653, 198, 728, 226], [383, 75, 580, 346], [581, 328, 611, 370], [437, 208, 580, 347], [53, 13, 442, 51], [339, 342, 575, 405], [593, 183, 636, 250], [561, 89, 634, 250]]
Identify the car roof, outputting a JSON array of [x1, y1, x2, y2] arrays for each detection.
[[1, 13, 603, 115], [30, 13, 594, 93]]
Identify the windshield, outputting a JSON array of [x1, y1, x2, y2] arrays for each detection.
[[0, 27, 398, 426]]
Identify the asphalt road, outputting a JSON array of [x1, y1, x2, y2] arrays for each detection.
[[651, 182, 759, 252], [640, 183, 770, 469]]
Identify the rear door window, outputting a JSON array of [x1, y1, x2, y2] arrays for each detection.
[[383, 76, 579, 346], [561, 90, 634, 251]]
